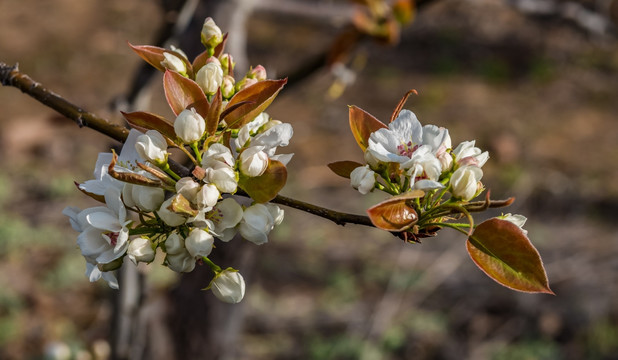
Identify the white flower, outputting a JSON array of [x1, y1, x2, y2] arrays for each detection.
[[450, 166, 483, 201], [499, 213, 528, 235], [202, 143, 235, 168], [197, 183, 219, 209], [412, 179, 445, 191], [367, 110, 424, 165], [211, 198, 243, 241], [239, 146, 269, 177], [234, 112, 271, 150], [206, 162, 238, 193], [184, 228, 214, 259], [85, 260, 119, 289], [239, 203, 274, 245], [350, 165, 376, 194], [201, 17, 223, 48], [251, 123, 293, 157], [166, 250, 196, 273], [123, 184, 165, 212], [161, 52, 187, 74], [164, 232, 185, 255], [405, 147, 442, 182], [209, 269, 246, 304], [422, 125, 452, 171], [196, 62, 223, 96], [174, 108, 205, 144], [135, 130, 168, 165], [157, 196, 187, 227], [266, 204, 284, 226], [453, 141, 489, 168], [127, 237, 155, 264], [175, 177, 201, 203]]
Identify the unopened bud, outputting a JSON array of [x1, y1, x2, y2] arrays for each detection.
[[201, 17, 223, 49], [196, 62, 224, 96], [161, 52, 187, 75], [127, 237, 155, 264], [236, 77, 258, 92], [174, 108, 206, 144], [219, 53, 235, 75], [221, 75, 236, 99], [248, 65, 267, 81], [239, 147, 269, 177], [208, 268, 246, 303]]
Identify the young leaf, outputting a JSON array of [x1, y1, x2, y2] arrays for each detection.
[[206, 89, 223, 135], [328, 160, 364, 179], [223, 79, 287, 129], [121, 111, 176, 146], [192, 50, 210, 74], [366, 190, 424, 231], [467, 218, 554, 294], [163, 70, 208, 116], [238, 160, 287, 203], [349, 106, 387, 151], [128, 43, 168, 72]]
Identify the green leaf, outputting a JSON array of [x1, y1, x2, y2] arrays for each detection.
[[349, 106, 387, 151], [223, 79, 287, 129], [163, 69, 208, 116], [239, 160, 287, 203], [121, 111, 176, 145], [366, 190, 423, 231], [327, 160, 364, 179], [467, 218, 554, 294]]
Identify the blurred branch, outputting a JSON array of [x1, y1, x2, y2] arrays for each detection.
[[0, 63, 513, 234]]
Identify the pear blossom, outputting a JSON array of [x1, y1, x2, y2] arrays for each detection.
[[201, 17, 223, 48], [453, 140, 489, 168], [239, 146, 269, 177], [236, 77, 257, 91], [266, 204, 284, 226], [127, 237, 155, 264], [233, 112, 271, 150], [174, 108, 205, 144], [196, 61, 223, 95], [219, 53, 235, 75], [123, 184, 165, 212], [367, 110, 424, 165], [239, 203, 275, 245], [165, 232, 185, 255], [135, 130, 168, 165], [205, 162, 238, 193], [197, 183, 219, 209], [350, 165, 376, 194], [499, 213, 528, 235], [202, 143, 235, 168], [166, 250, 196, 273], [184, 228, 214, 259], [221, 75, 235, 98], [450, 165, 483, 200], [210, 198, 244, 241], [157, 196, 187, 227], [209, 269, 246, 303], [422, 125, 452, 171], [248, 65, 267, 81], [175, 177, 201, 203], [160, 52, 187, 74]]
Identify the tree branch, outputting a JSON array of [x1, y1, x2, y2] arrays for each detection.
[[1, 62, 513, 234]]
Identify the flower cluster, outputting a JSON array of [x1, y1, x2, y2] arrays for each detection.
[[64, 18, 292, 303]]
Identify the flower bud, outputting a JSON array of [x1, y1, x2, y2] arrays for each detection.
[[219, 53, 235, 75], [202, 143, 235, 167], [499, 213, 528, 235], [453, 140, 489, 168], [221, 75, 236, 99], [213, 198, 244, 239], [239, 203, 274, 245], [161, 52, 187, 74], [176, 177, 200, 203], [157, 197, 187, 227], [131, 185, 165, 212], [135, 130, 168, 165], [206, 163, 238, 193], [266, 204, 284, 226], [174, 108, 206, 144], [239, 147, 269, 177], [127, 237, 155, 265], [166, 250, 196, 273], [201, 17, 223, 49], [450, 165, 483, 201], [197, 183, 219, 209], [184, 228, 214, 259], [235, 77, 258, 92], [164, 232, 184, 254], [350, 165, 376, 194], [196, 62, 224, 96], [209, 268, 246, 304], [248, 65, 267, 81]]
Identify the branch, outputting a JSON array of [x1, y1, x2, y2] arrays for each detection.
[[1, 62, 513, 233]]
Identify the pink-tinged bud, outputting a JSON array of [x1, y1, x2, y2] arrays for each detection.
[[201, 17, 223, 49], [450, 166, 483, 201], [221, 75, 236, 99], [127, 237, 155, 265], [236, 77, 258, 92], [196, 62, 224, 96], [248, 65, 267, 81], [208, 268, 246, 303], [160, 52, 187, 74], [174, 108, 206, 144], [219, 53, 235, 75]]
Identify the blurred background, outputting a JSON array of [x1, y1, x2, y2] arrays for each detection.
[[1, 0, 618, 359]]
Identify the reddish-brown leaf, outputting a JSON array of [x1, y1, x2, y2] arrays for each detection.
[[129, 43, 168, 72], [223, 79, 287, 129], [192, 49, 210, 73], [327, 161, 364, 179], [239, 160, 287, 203], [467, 218, 554, 294], [206, 89, 223, 135], [349, 106, 387, 151], [213, 33, 228, 57], [121, 111, 176, 146], [366, 190, 424, 231], [163, 70, 208, 116]]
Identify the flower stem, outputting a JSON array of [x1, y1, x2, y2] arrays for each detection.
[[202, 257, 221, 273], [190, 142, 202, 163]]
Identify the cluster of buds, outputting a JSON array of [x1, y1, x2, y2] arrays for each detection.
[[64, 18, 292, 303]]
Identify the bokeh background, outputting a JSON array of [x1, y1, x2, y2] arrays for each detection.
[[1, 0, 618, 359]]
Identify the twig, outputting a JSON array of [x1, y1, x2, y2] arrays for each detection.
[[1, 62, 513, 233]]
